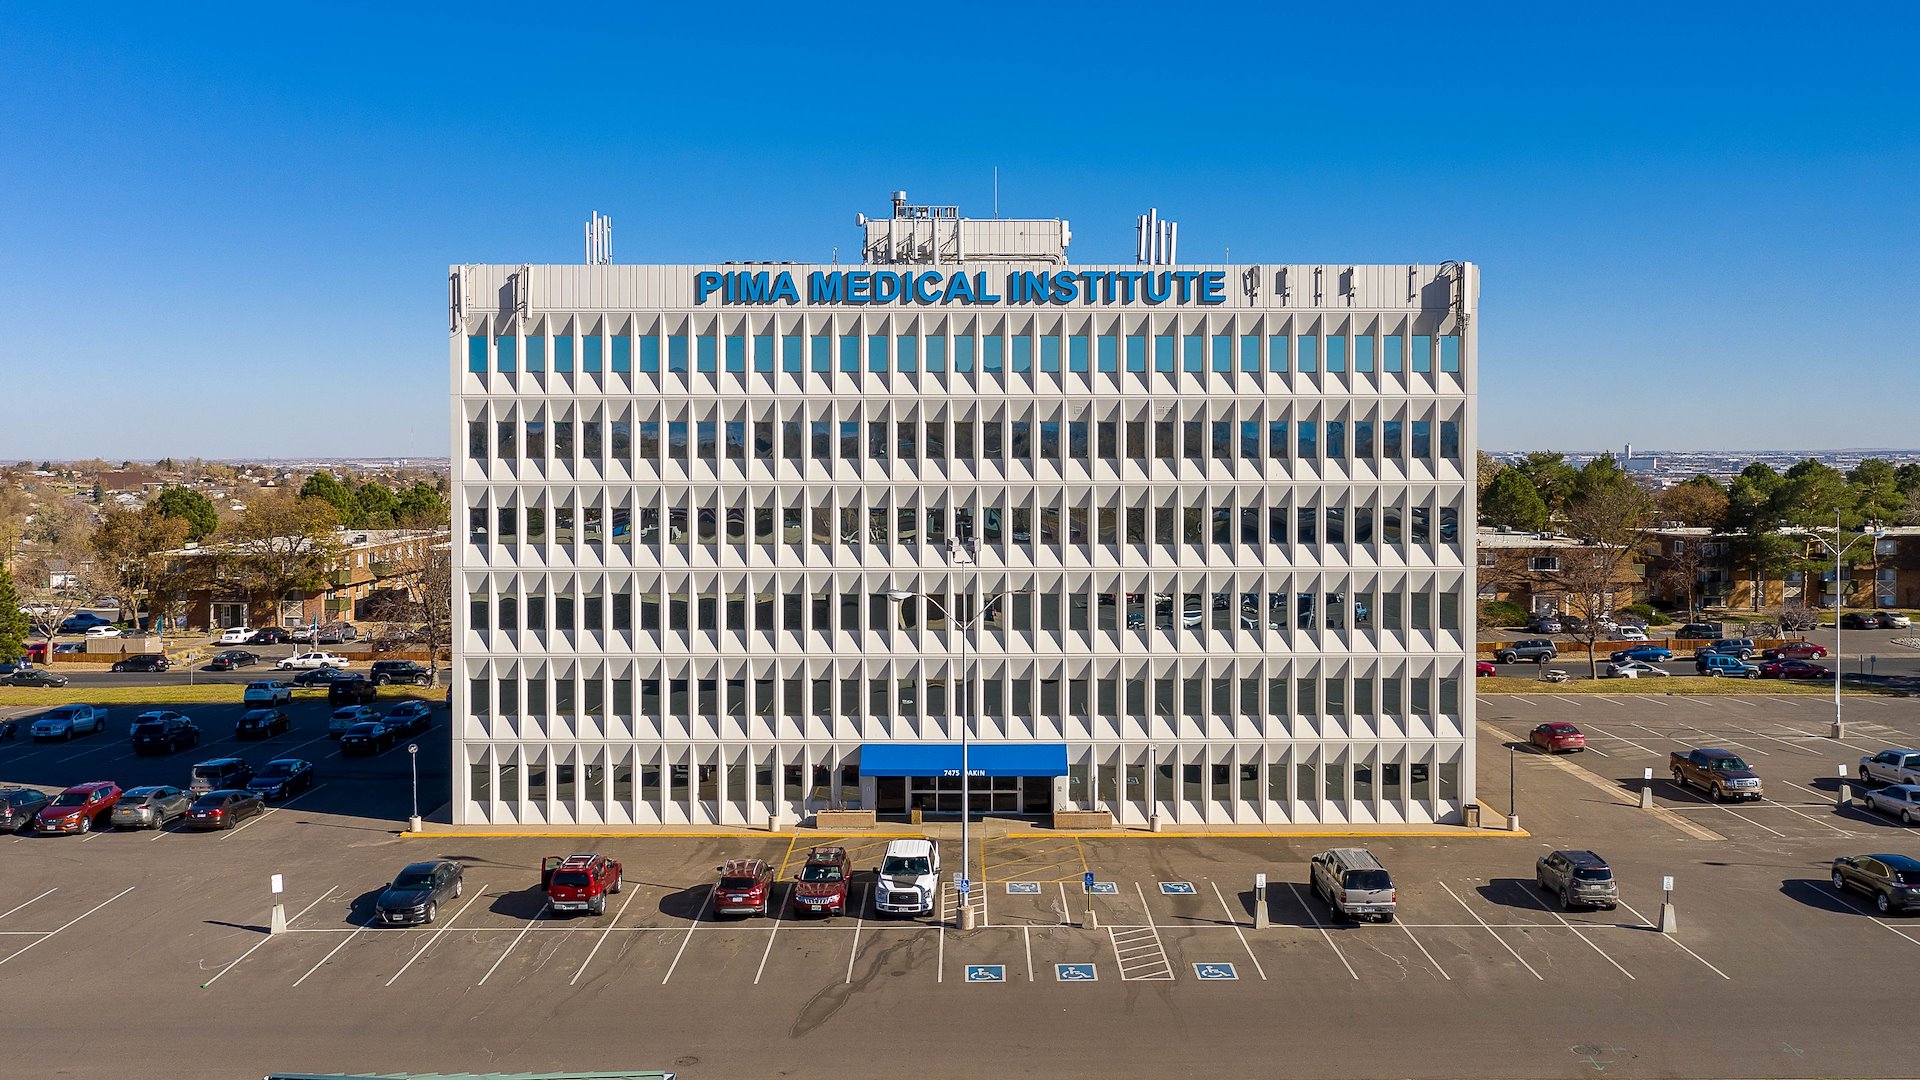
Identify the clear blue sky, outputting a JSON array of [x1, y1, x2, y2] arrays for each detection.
[[3, 2, 1915, 460]]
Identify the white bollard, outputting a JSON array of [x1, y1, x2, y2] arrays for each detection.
[[1639, 767, 1655, 810], [269, 873, 287, 936], [1658, 875, 1677, 934], [1836, 764, 1850, 808], [1253, 873, 1269, 930]]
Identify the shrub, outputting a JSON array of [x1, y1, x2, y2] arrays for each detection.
[[1480, 600, 1529, 628]]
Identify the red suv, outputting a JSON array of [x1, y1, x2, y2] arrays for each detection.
[[790, 847, 851, 917], [541, 853, 623, 916], [35, 781, 122, 834], [712, 858, 775, 918]]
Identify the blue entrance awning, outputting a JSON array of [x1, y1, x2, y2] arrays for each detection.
[[859, 743, 1068, 778]]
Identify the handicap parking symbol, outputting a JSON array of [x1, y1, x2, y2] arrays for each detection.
[[1006, 882, 1041, 895], [965, 964, 1006, 983], [1055, 962, 1098, 982], [1159, 881, 1197, 895], [1193, 962, 1239, 981], [1088, 881, 1119, 895]]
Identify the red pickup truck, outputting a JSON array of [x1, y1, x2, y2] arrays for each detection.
[[540, 853, 624, 916]]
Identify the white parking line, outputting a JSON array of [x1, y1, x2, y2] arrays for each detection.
[[0, 888, 57, 922], [221, 783, 329, 841], [476, 901, 552, 986], [570, 889, 638, 986], [1662, 782, 1791, 837], [1439, 880, 1542, 980], [844, 884, 866, 983], [1822, 887, 1920, 949], [384, 884, 488, 986], [1398, 920, 1451, 980], [1614, 898, 1730, 979], [1721, 724, 1823, 755], [1510, 882, 1633, 979], [662, 884, 714, 984], [752, 887, 789, 984], [293, 921, 372, 987], [0, 885, 135, 967], [1583, 725, 1658, 755], [1208, 880, 1267, 980], [201, 886, 339, 991], [1023, 925, 1033, 981], [1284, 882, 1357, 980]]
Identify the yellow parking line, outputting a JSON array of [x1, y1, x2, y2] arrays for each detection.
[[774, 833, 800, 877]]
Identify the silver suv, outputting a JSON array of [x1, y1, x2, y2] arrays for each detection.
[[1309, 848, 1397, 922], [1536, 849, 1618, 910]]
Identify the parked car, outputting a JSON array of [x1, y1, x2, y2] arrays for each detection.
[[1605, 659, 1670, 679], [1859, 750, 1920, 788], [247, 758, 315, 800], [0, 787, 53, 832], [110, 653, 171, 673], [1839, 612, 1884, 630], [1493, 639, 1558, 664], [329, 705, 381, 737], [1765, 641, 1829, 660], [184, 789, 265, 830], [83, 625, 122, 639], [375, 860, 465, 926], [1881, 612, 1914, 629], [1759, 658, 1833, 680], [384, 700, 432, 737], [327, 673, 378, 705], [1528, 722, 1587, 753], [58, 613, 112, 633], [242, 680, 293, 706], [1831, 853, 1920, 914], [1856, 784, 1920, 825], [1536, 850, 1619, 910], [1526, 615, 1563, 634], [1610, 626, 1650, 642], [1309, 847, 1397, 922], [1, 667, 68, 688], [1609, 644, 1673, 663], [34, 781, 122, 834], [190, 757, 255, 794], [290, 667, 352, 688], [207, 649, 259, 671], [216, 627, 257, 645], [541, 852, 624, 916], [711, 858, 776, 918], [110, 785, 191, 830], [874, 839, 941, 916], [1475, 660, 1497, 677], [1670, 748, 1763, 801], [370, 660, 432, 686], [1675, 621, 1723, 639], [339, 721, 397, 755], [234, 708, 292, 739], [1696, 653, 1760, 678], [294, 622, 358, 645], [249, 626, 294, 645], [790, 846, 851, 917], [277, 651, 348, 671], [1699, 637, 1758, 660], [30, 704, 108, 741], [129, 713, 200, 754]]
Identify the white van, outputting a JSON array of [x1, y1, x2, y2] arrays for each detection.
[[873, 839, 941, 916]]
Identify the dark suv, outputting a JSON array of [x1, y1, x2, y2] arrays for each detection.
[[1831, 853, 1920, 915], [129, 713, 200, 755], [1535, 849, 1618, 910], [370, 660, 432, 686], [328, 673, 379, 705], [1493, 639, 1559, 664]]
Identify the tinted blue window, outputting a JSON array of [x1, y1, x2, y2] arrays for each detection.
[[840, 333, 859, 373], [496, 336, 517, 373], [668, 336, 688, 373], [525, 335, 546, 372], [868, 334, 888, 372], [926, 335, 946, 372], [782, 333, 803, 373], [553, 335, 574, 373], [1183, 334, 1204, 373], [1267, 421, 1288, 460], [954, 335, 974, 372], [1011, 336, 1031, 373], [1154, 334, 1174, 373], [603, 336, 621, 373], [723, 334, 744, 373], [1125, 334, 1146, 372], [1355, 335, 1374, 372], [754, 333, 774, 373], [1327, 420, 1345, 459], [1325, 335, 1346, 373], [1412, 420, 1432, 457], [1440, 420, 1460, 459], [1240, 334, 1261, 372], [1298, 421, 1317, 459], [1297, 335, 1317, 373], [1382, 335, 1403, 372], [1212, 335, 1231, 373], [983, 335, 1003, 372], [1039, 336, 1059, 372], [697, 335, 717, 373], [1440, 335, 1460, 373], [467, 335, 487, 373], [1069, 335, 1089, 372], [1268, 335, 1287, 373], [1098, 334, 1119, 372], [811, 333, 831, 373], [898, 335, 918, 372], [639, 336, 659, 373], [1412, 335, 1432, 373]]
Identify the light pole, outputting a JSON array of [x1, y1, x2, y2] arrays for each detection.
[[1798, 511, 1884, 739], [886, 541, 1023, 933], [407, 743, 421, 832]]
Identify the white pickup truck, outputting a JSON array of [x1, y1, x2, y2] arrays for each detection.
[[1859, 749, 1920, 787], [873, 839, 941, 916]]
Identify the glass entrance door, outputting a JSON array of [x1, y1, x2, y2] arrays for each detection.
[[904, 776, 1044, 815]]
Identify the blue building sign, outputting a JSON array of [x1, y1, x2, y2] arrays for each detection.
[[695, 269, 1227, 307]]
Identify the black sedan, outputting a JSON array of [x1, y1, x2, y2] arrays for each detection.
[[234, 708, 292, 739], [1, 668, 68, 688], [207, 650, 260, 671], [375, 860, 465, 926], [249, 626, 294, 645], [290, 667, 351, 688], [110, 654, 171, 673], [1839, 612, 1884, 630], [384, 701, 433, 738], [247, 758, 315, 801], [1, 787, 53, 832], [184, 790, 266, 830], [339, 721, 397, 756]]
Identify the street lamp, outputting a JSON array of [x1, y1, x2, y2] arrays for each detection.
[[1797, 511, 1885, 739], [407, 743, 421, 832], [886, 543, 1024, 933]]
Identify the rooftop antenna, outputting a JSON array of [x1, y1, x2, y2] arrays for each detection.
[[1135, 208, 1179, 265], [993, 166, 999, 219], [584, 211, 612, 265]]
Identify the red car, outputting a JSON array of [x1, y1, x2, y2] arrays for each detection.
[[34, 781, 122, 834], [1528, 723, 1586, 753], [541, 853, 623, 916], [1476, 660, 1497, 677], [790, 846, 851, 917], [1764, 641, 1829, 661], [712, 857, 775, 918], [1759, 658, 1833, 680]]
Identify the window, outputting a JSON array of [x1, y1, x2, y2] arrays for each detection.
[[1529, 556, 1561, 572], [467, 335, 487, 373]]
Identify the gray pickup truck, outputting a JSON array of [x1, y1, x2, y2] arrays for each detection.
[[1670, 748, 1764, 801], [1859, 749, 1920, 787]]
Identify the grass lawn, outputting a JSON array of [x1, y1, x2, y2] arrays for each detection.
[[0, 684, 440, 707], [1477, 675, 1883, 696]]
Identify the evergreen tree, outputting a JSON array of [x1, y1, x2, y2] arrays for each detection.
[[0, 565, 27, 659], [153, 485, 220, 541], [1480, 470, 1549, 531]]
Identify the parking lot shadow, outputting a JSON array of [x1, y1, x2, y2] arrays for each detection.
[[488, 883, 549, 919], [659, 883, 714, 921], [1780, 877, 1862, 917], [1476, 878, 1548, 911]]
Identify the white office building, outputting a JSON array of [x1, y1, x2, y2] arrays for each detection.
[[450, 194, 1478, 827]]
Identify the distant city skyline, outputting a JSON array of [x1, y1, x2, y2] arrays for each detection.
[[3, 5, 1915, 459]]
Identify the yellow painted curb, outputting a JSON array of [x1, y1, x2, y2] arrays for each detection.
[[403, 827, 1530, 841], [401, 830, 926, 840]]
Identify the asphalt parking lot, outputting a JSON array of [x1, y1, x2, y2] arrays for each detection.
[[6, 690, 1920, 1079]]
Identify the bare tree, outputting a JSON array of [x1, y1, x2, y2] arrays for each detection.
[[1653, 536, 1708, 616], [363, 536, 451, 684], [1557, 470, 1655, 678], [18, 510, 116, 666]]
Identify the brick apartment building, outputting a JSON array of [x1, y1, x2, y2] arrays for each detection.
[[175, 527, 444, 630]]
